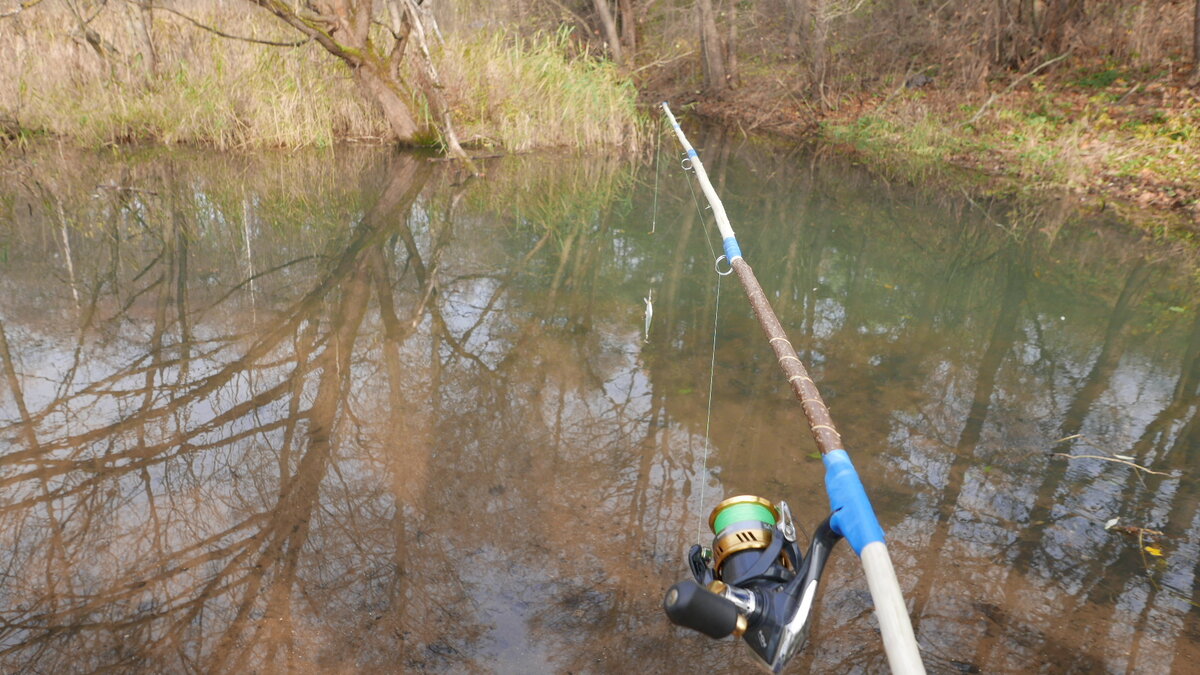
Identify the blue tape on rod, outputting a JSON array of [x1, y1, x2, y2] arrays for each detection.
[[823, 449, 885, 555], [687, 149, 698, 158], [722, 237, 742, 262]]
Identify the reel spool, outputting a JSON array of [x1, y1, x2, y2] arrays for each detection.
[[663, 495, 842, 673], [708, 496, 790, 581]]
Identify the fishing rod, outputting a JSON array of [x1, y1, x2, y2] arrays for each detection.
[[659, 102, 925, 674]]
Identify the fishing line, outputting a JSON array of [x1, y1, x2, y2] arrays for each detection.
[[651, 118, 662, 234], [676, 144, 725, 544], [696, 269, 722, 545], [681, 152, 719, 260]]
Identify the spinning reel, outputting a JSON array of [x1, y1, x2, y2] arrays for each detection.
[[663, 496, 842, 673]]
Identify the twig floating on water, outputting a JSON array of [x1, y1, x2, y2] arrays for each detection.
[[1104, 518, 1164, 537], [1052, 452, 1174, 476]]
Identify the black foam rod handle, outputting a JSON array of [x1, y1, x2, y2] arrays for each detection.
[[663, 580, 740, 639]]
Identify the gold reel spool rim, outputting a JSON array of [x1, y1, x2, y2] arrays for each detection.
[[707, 495, 779, 534]]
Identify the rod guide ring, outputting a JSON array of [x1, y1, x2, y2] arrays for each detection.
[[715, 255, 734, 276]]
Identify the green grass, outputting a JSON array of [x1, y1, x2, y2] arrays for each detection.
[[822, 83, 1200, 205], [1071, 66, 1128, 89], [821, 98, 977, 181]]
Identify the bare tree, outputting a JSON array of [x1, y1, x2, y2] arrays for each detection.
[[245, 0, 472, 164], [697, 0, 728, 94], [592, 0, 623, 65]]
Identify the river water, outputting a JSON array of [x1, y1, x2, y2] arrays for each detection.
[[0, 133, 1197, 673]]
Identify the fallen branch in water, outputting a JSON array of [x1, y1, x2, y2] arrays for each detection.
[[1052, 452, 1173, 476], [1105, 518, 1164, 538]]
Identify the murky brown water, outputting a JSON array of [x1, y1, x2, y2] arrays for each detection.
[[0, 135, 1197, 674]]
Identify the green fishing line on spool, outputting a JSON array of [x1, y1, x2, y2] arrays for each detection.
[[712, 502, 776, 534]]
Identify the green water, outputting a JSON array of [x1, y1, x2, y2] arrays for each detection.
[[0, 134, 1196, 673]]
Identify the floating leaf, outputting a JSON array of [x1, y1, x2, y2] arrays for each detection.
[[1104, 517, 1120, 531], [677, 387, 694, 395], [1113, 454, 1136, 461], [1144, 545, 1164, 557], [1167, 306, 1186, 313], [808, 452, 822, 460]]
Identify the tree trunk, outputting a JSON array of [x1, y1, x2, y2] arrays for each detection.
[[725, 0, 738, 88], [125, 0, 157, 77], [246, 0, 473, 170], [1019, 0, 1037, 33], [697, 0, 728, 94], [417, 0, 444, 45], [352, 64, 421, 142], [592, 0, 624, 66], [617, 0, 636, 60], [787, 0, 811, 53], [1191, 0, 1200, 86], [1041, 0, 1084, 55], [397, 0, 472, 166], [811, 0, 830, 105]]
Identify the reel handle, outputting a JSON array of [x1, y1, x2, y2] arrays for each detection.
[[663, 580, 742, 639]]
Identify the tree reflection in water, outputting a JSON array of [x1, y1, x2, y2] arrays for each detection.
[[0, 141, 1198, 673]]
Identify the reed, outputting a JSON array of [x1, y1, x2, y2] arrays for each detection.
[[0, 3, 643, 151], [440, 28, 644, 152]]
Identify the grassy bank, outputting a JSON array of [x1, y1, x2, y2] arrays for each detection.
[[818, 69, 1200, 232], [676, 59, 1200, 236], [630, 1, 1200, 236], [0, 4, 642, 151]]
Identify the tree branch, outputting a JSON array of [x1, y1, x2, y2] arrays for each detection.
[[0, 0, 47, 19], [244, 0, 359, 64], [150, 3, 312, 47], [542, 0, 593, 38]]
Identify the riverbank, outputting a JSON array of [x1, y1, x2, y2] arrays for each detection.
[[5, 3, 1199, 240], [672, 59, 1200, 239], [0, 6, 641, 152]]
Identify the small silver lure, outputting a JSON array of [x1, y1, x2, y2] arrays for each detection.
[[643, 289, 653, 343]]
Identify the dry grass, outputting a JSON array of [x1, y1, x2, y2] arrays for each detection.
[[441, 29, 643, 152], [0, 2, 643, 151], [1, 3, 383, 148]]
